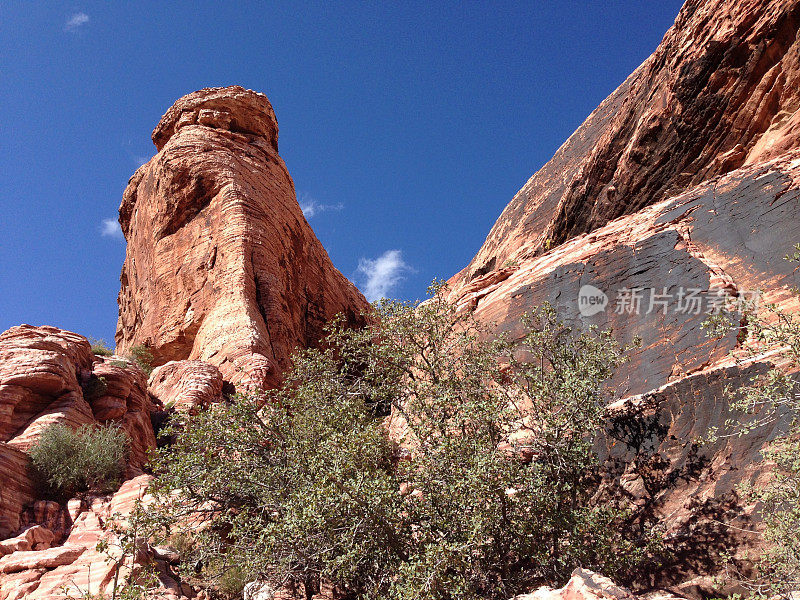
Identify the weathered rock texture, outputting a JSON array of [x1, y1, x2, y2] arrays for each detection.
[[148, 360, 224, 414], [0, 325, 156, 539], [596, 353, 794, 597], [511, 569, 651, 600], [0, 327, 193, 598], [445, 0, 800, 594], [115, 86, 370, 388], [450, 152, 800, 398], [0, 475, 194, 600], [455, 0, 800, 283]]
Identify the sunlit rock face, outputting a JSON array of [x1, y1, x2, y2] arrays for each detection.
[[0, 325, 156, 539], [447, 0, 800, 397], [115, 86, 370, 389], [454, 0, 800, 286], [444, 0, 800, 595], [449, 152, 800, 397]]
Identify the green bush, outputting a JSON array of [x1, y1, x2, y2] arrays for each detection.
[[127, 344, 155, 376], [29, 423, 129, 498], [148, 282, 652, 599], [705, 286, 800, 595], [89, 338, 114, 356]]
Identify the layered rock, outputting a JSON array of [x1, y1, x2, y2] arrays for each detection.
[[0, 325, 156, 538], [148, 360, 224, 414], [115, 86, 371, 389], [595, 353, 794, 596], [444, 0, 800, 594], [449, 151, 800, 397], [456, 0, 800, 283], [0, 475, 193, 600], [511, 569, 656, 600], [0, 329, 189, 598]]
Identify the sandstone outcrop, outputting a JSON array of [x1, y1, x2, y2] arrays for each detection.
[[596, 354, 792, 596], [444, 0, 800, 594], [115, 86, 371, 389], [0, 475, 194, 600], [148, 360, 224, 414], [0, 325, 156, 538], [455, 0, 800, 283], [0, 325, 200, 598], [449, 151, 800, 397], [511, 569, 649, 600]]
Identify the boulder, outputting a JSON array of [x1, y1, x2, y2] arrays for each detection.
[[148, 360, 223, 413], [512, 569, 645, 600]]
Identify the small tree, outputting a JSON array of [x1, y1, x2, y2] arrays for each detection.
[[704, 286, 800, 596], [30, 423, 129, 499], [127, 345, 154, 376], [149, 283, 651, 599], [90, 338, 114, 357]]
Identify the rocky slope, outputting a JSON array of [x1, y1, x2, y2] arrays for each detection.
[[0, 327, 173, 599], [115, 86, 371, 389], [443, 0, 800, 595], [3, 0, 800, 597], [0, 326, 155, 540], [454, 0, 800, 284]]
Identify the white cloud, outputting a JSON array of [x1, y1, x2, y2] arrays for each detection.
[[298, 193, 343, 219], [65, 12, 89, 31], [357, 250, 412, 302], [100, 218, 124, 240]]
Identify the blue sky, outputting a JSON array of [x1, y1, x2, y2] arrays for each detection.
[[0, 1, 683, 345]]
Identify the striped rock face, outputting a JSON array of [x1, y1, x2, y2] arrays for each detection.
[[453, 0, 800, 293], [446, 0, 800, 399], [0, 325, 155, 539], [115, 86, 370, 390]]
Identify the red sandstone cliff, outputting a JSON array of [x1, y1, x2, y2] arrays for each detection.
[[4, 0, 800, 597], [115, 86, 371, 389], [443, 0, 800, 595], [455, 0, 800, 284]]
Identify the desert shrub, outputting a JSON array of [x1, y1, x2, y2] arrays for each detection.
[[29, 423, 129, 498], [148, 282, 652, 599], [89, 338, 114, 356], [704, 287, 800, 596], [127, 344, 154, 376]]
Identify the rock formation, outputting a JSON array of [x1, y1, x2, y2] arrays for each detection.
[[443, 0, 800, 595], [454, 0, 800, 283], [511, 569, 658, 600], [449, 152, 800, 397], [5, 0, 800, 597], [0, 326, 155, 539], [115, 86, 371, 389], [0, 475, 195, 600], [148, 360, 224, 414], [0, 326, 192, 599]]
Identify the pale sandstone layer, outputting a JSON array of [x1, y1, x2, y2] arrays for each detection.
[[147, 360, 224, 414], [115, 86, 371, 388], [0, 475, 193, 600]]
